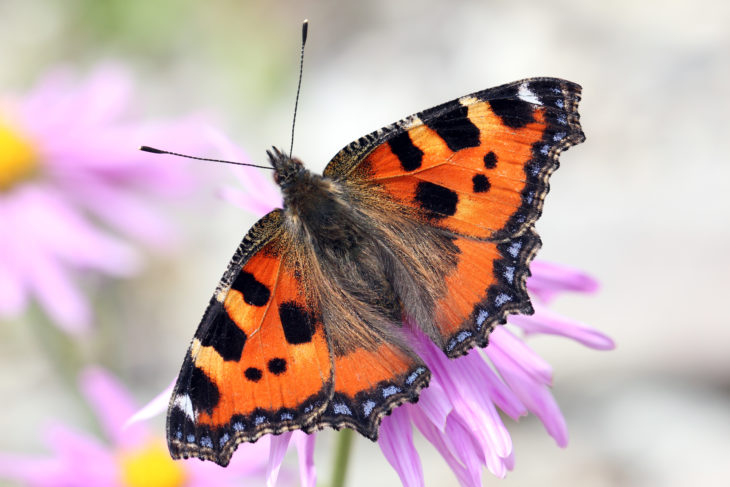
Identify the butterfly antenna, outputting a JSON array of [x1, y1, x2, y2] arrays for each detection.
[[139, 146, 274, 170], [289, 19, 308, 159]]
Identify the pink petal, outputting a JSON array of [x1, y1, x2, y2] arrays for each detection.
[[409, 407, 479, 487], [67, 177, 177, 250], [267, 432, 293, 487], [0, 258, 27, 316], [459, 349, 526, 421], [379, 408, 424, 487], [414, 381, 452, 431], [0, 203, 29, 315], [187, 438, 270, 484], [16, 186, 141, 275], [43, 423, 117, 485], [71, 65, 133, 126], [293, 431, 316, 487], [206, 128, 283, 208], [0, 453, 65, 486], [527, 260, 599, 303], [419, 337, 511, 459], [79, 367, 147, 448], [489, 327, 553, 385], [444, 415, 491, 480], [23, 239, 91, 333], [511, 302, 616, 350], [485, 345, 569, 447], [126, 379, 175, 427]]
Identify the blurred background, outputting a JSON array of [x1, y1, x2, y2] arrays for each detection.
[[1, 0, 728, 486]]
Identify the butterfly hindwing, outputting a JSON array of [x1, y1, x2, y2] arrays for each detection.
[[167, 210, 334, 466], [434, 229, 541, 357], [320, 342, 430, 440]]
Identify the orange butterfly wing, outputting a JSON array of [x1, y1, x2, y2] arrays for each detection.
[[169, 78, 584, 465], [325, 78, 584, 356], [167, 211, 333, 466], [319, 341, 429, 440]]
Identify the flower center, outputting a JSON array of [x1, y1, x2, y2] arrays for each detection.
[[0, 122, 38, 191], [118, 442, 187, 487]]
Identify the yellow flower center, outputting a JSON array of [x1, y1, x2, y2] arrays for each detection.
[[118, 442, 187, 487], [0, 122, 38, 191]]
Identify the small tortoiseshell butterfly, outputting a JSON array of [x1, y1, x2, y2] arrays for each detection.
[[163, 40, 584, 466]]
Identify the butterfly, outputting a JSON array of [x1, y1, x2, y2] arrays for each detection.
[[166, 77, 585, 466]]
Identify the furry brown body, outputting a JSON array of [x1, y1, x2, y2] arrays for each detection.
[[269, 147, 458, 356]]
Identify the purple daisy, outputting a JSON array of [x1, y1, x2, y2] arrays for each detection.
[[377, 264, 614, 486], [0, 367, 298, 487], [0, 66, 204, 333], [137, 136, 614, 486]]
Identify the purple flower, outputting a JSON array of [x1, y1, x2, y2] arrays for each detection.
[[0, 66, 204, 333], [378, 264, 614, 486], [139, 137, 614, 486], [0, 367, 290, 487]]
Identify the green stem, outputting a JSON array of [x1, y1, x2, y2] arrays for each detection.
[[330, 429, 355, 487]]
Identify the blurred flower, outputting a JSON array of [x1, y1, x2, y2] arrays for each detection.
[[0, 66, 204, 333], [0, 367, 288, 487], [137, 138, 614, 486]]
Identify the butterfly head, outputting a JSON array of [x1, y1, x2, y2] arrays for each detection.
[[267, 146, 304, 190]]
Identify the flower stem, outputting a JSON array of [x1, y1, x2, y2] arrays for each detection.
[[330, 429, 354, 487]]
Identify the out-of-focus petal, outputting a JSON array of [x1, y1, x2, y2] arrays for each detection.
[[79, 367, 147, 449], [43, 423, 117, 485], [0, 203, 29, 315], [379, 408, 424, 487], [67, 178, 178, 250], [125, 379, 175, 428], [205, 127, 283, 209], [24, 240, 91, 333], [0, 454, 66, 486], [293, 431, 316, 487], [16, 186, 141, 275], [267, 432, 293, 487]]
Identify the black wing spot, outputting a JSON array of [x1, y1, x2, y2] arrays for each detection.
[[472, 174, 490, 193], [488, 85, 535, 129], [483, 151, 498, 169], [423, 105, 480, 152], [190, 366, 220, 414], [199, 301, 247, 362], [232, 271, 270, 307], [244, 367, 263, 382], [388, 132, 423, 171], [415, 181, 458, 217], [267, 358, 287, 375], [279, 302, 316, 344]]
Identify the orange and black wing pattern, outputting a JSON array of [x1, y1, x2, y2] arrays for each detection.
[[167, 210, 333, 466], [325, 78, 584, 356]]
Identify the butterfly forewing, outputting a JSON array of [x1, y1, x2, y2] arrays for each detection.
[[167, 211, 333, 466]]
